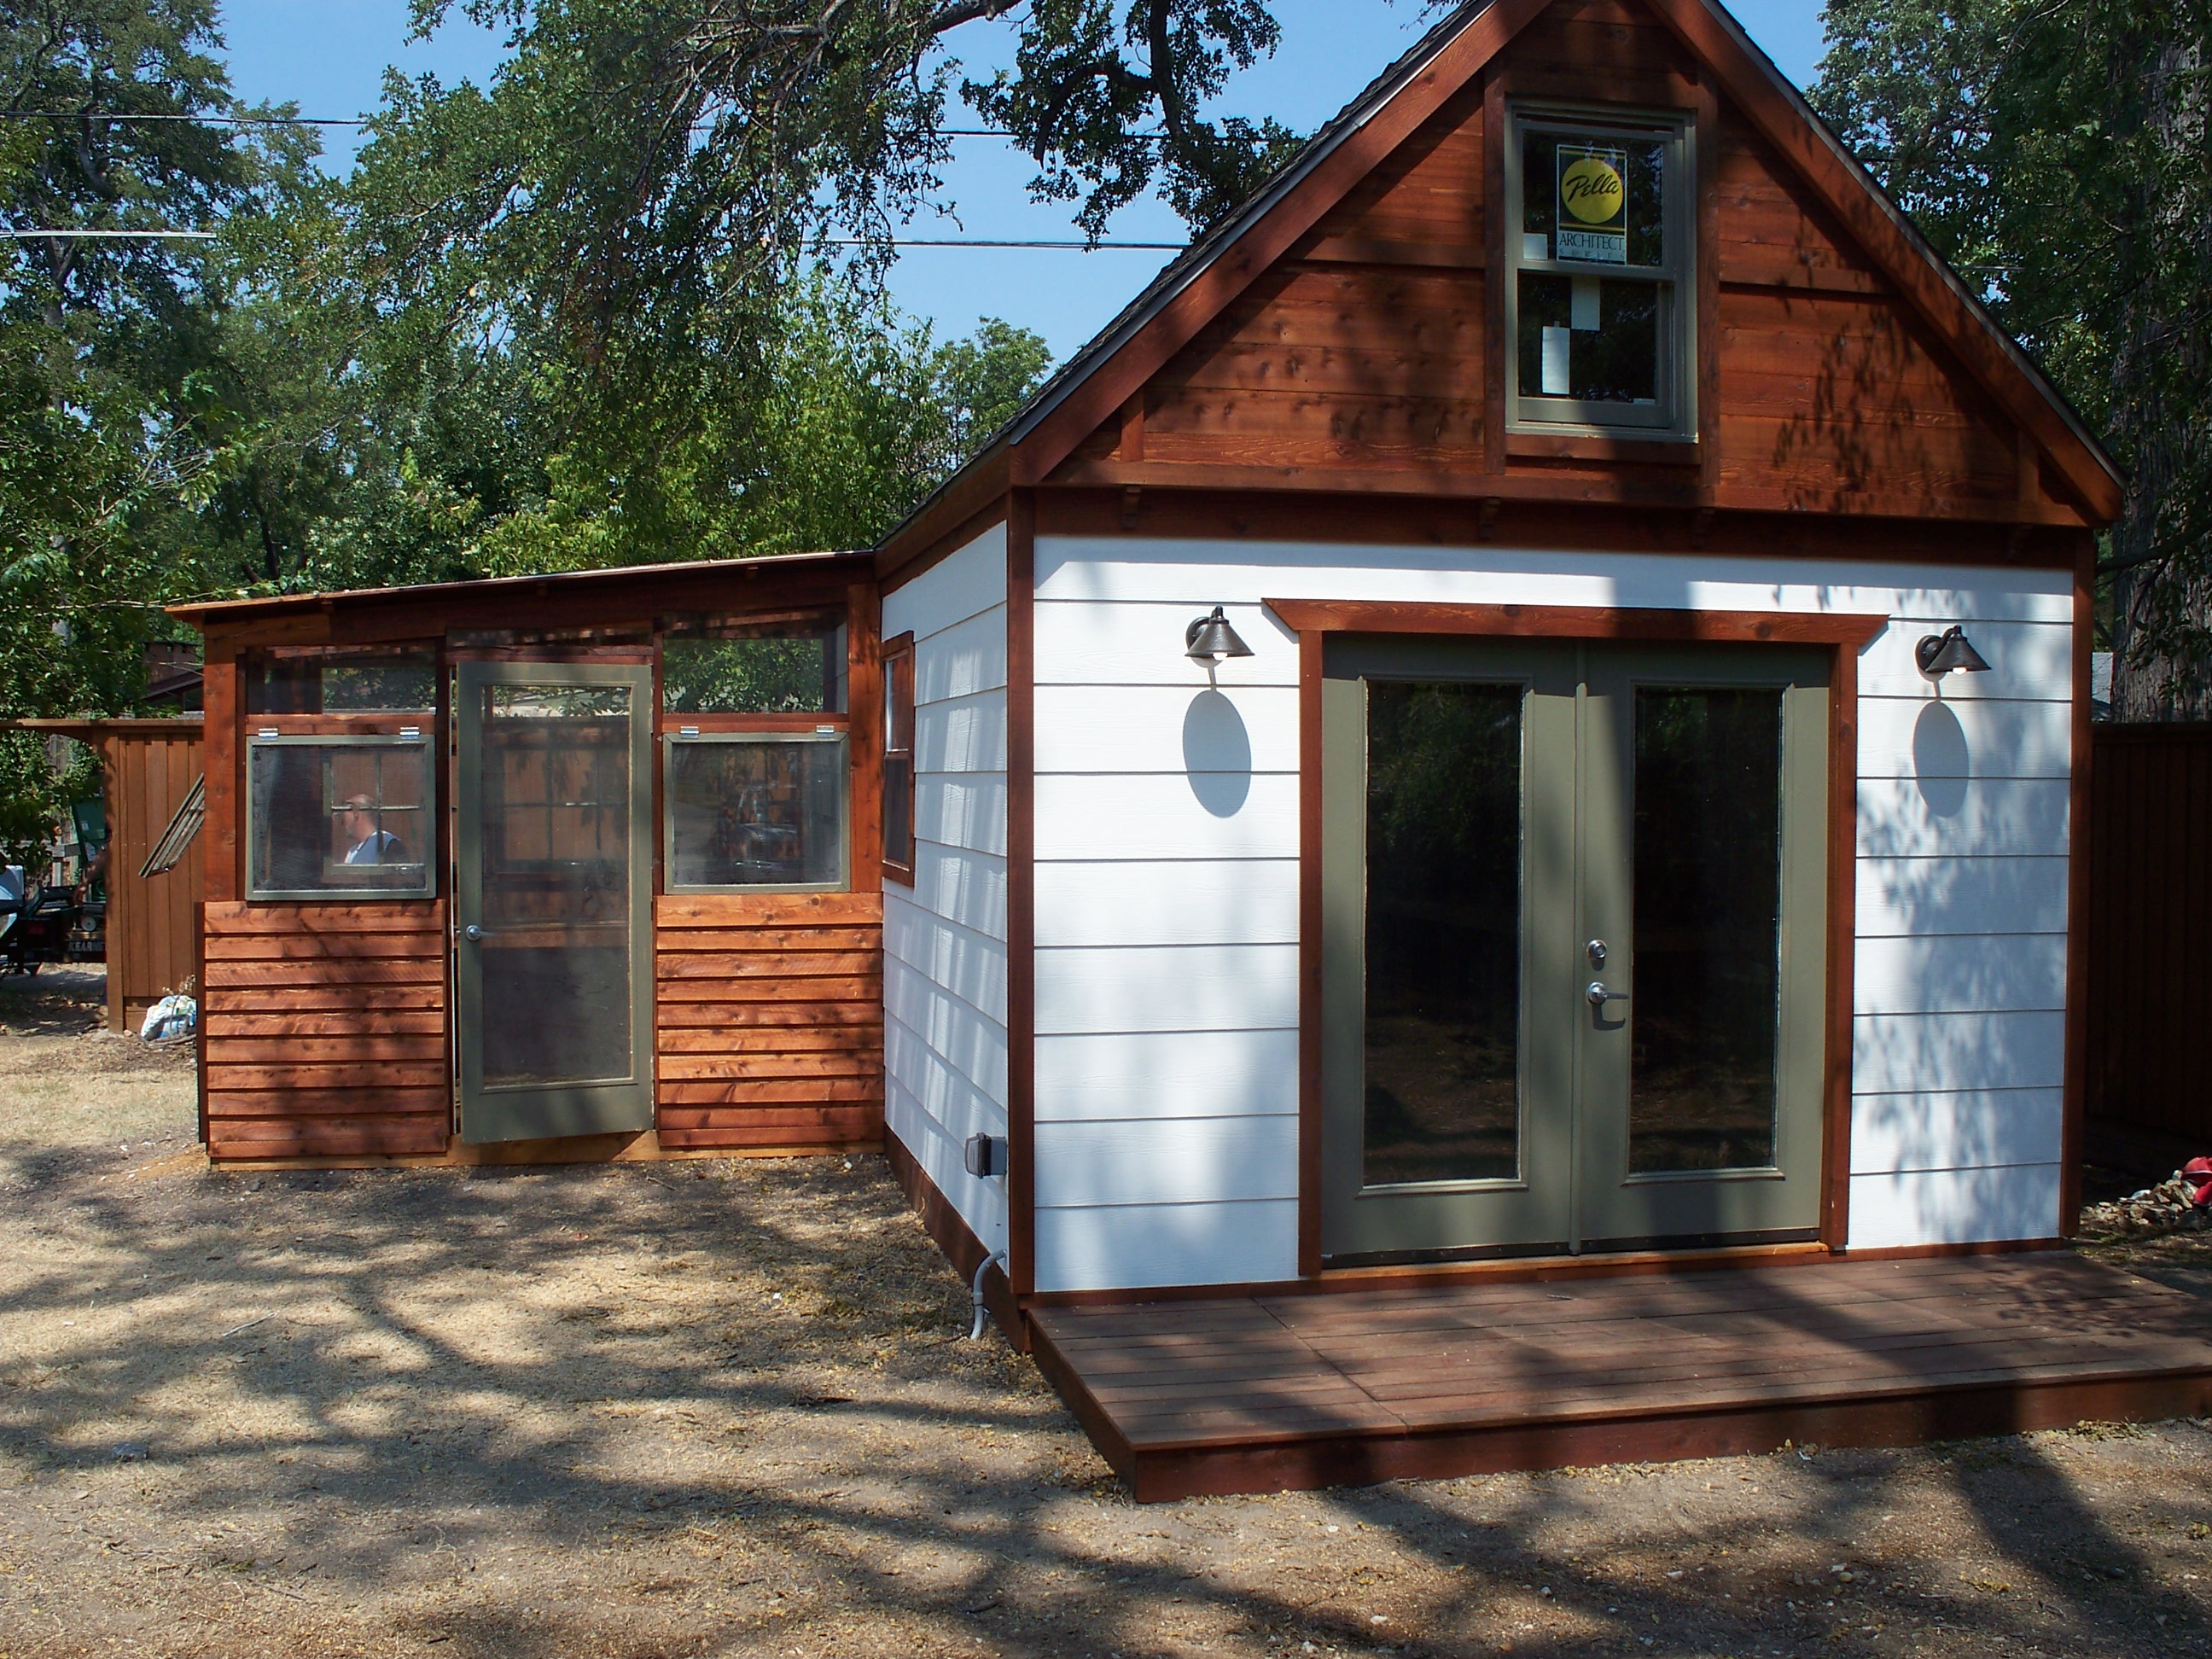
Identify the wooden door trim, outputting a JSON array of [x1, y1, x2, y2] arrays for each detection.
[[1276, 598, 1885, 1270]]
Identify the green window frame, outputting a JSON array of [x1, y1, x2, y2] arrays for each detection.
[[1504, 102, 1695, 439]]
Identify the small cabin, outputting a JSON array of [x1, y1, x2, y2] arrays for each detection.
[[178, 556, 883, 1161], [178, 0, 2156, 1487]]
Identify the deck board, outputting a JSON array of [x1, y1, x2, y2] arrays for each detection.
[[1027, 1254, 2212, 1500]]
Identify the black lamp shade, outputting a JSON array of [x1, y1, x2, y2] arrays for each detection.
[[1916, 626, 1992, 678], [1185, 606, 1254, 662]]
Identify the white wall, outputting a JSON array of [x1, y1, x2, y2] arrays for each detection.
[[882, 525, 1010, 1259], [1029, 537, 2075, 1289]]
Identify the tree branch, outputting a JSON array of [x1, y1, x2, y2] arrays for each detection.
[[930, 0, 1024, 33]]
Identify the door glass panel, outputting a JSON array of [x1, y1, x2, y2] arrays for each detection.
[[1364, 681, 1524, 1185], [478, 684, 634, 1090], [1630, 688, 1784, 1172]]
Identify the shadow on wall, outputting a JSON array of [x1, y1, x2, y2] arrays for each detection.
[[1183, 690, 1254, 818], [1914, 697, 1970, 817]]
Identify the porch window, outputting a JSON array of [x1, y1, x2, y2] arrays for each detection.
[[245, 734, 435, 900], [661, 620, 852, 893], [1505, 105, 1693, 439], [663, 733, 848, 891], [881, 634, 915, 884]]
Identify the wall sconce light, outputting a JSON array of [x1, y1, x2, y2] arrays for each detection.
[[1185, 605, 1254, 665], [1916, 626, 1992, 679]]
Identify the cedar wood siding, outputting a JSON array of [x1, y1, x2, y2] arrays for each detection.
[[1051, 0, 2078, 529]]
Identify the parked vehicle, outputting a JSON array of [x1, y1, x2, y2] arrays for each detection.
[[2, 882, 83, 975]]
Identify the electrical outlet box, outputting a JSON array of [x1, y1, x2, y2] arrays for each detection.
[[963, 1133, 1007, 1179]]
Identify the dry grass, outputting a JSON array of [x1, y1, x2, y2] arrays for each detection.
[[2, 976, 2209, 1657]]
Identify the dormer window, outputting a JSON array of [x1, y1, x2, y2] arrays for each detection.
[[1505, 105, 1694, 440]]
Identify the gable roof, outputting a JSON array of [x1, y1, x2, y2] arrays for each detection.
[[879, 0, 2120, 568]]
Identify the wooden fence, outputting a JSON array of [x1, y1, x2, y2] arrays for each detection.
[[2086, 723, 2212, 1146]]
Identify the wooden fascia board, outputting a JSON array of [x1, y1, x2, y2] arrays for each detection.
[[1639, 0, 2122, 522], [876, 450, 1012, 579], [172, 561, 872, 649], [1003, 0, 1557, 490], [1263, 598, 1891, 648]]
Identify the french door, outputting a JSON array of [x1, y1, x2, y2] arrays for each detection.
[[454, 661, 655, 1144], [1319, 636, 1831, 1262]]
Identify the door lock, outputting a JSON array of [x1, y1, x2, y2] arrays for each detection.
[[1586, 939, 1608, 967], [463, 923, 484, 941]]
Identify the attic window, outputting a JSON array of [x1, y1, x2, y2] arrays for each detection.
[[1505, 106, 1693, 439]]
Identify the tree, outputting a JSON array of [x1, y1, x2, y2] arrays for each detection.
[[0, 0, 314, 846], [1816, 0, 2212, 718]]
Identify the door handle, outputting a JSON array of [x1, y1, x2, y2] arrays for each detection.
[[1586, 981, 1627, 1007], [463, 923, 484, 942]]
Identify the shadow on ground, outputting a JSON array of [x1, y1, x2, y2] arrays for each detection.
[[0, 1026, 2209, 1656]]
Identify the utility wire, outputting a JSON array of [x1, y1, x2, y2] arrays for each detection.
[[3, 229, 216, 239], [0, 111, 1170, 141], [7, 228, 1175, 247]]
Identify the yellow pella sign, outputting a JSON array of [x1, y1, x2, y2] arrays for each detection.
[[1559, 154, 1623, 223], [1555, 143, 1628, 264]]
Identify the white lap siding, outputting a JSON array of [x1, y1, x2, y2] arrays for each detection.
[[882, 525, 1010, 1259], [1030, 538, 2075, 1290]]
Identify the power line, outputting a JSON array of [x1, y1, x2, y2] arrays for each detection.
[[3, 229, 216, 239], [0, 109, 361, 125], [0, 111, 1172, 141], [5, 228, 1177, 249]]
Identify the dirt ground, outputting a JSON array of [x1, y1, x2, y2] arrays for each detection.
[[3, 970, 2210, 1659]]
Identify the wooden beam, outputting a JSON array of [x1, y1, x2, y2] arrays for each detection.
[[1263, 599, 1890, 647]]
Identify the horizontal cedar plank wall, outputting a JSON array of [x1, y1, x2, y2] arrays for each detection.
[[201, 900, 450, 1161], [1052, 11, 2038, 521], [653, 892, 884, 1151]]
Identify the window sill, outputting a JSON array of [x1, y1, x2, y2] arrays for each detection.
[[1505, 429, 1700, 465]]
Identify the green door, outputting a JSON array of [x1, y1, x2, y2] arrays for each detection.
[[455, 661, 655, 1144], [1320, 637, 1830, 1263]]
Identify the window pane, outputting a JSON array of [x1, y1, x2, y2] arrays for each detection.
[[247, 653, 434, 714], [1630, 688, 1784, 1173], [1520, 130, 1668, 267], [478, 683, 634, 1089], [1363, 680, 1524, 1186], [662, 634, 844, 714], [882, 754, 914, 869], [1517, 272, 1662, 405], [247, 741, 433, 898], [667, 736, 847, 889]]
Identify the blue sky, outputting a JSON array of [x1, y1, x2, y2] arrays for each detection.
[[218, 0, 1826, 361]]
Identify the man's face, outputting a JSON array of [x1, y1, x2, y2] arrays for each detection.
[[340, 803, 376, 841]]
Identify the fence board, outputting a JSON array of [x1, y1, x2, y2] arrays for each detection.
[[2087, 725, 2212, 1144]]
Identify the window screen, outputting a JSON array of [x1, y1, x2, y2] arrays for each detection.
[[247, 652, 435, 715], [665, 734, 847, 891], [247, 736, 434, 899], [662, 630, 847, 714]]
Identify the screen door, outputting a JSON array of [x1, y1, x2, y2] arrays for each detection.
[[455, 661, 655, 1144]]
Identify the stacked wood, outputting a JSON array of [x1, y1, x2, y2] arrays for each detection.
[[654, 891, 884, 1152], [201, 899, 450, 1160]]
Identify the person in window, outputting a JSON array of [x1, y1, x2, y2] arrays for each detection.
[[338, 795, 408, 865]]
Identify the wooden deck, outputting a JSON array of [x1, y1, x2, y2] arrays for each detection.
[[1027, 1253, 2212, 1502]]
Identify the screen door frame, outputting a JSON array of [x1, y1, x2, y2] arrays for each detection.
[[454, 659, 655, 1144]]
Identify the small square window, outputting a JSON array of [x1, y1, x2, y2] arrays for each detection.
[[247, 735, 436, 900], [664, 733, 848, 892], [1506, 107, 1693, 438]]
